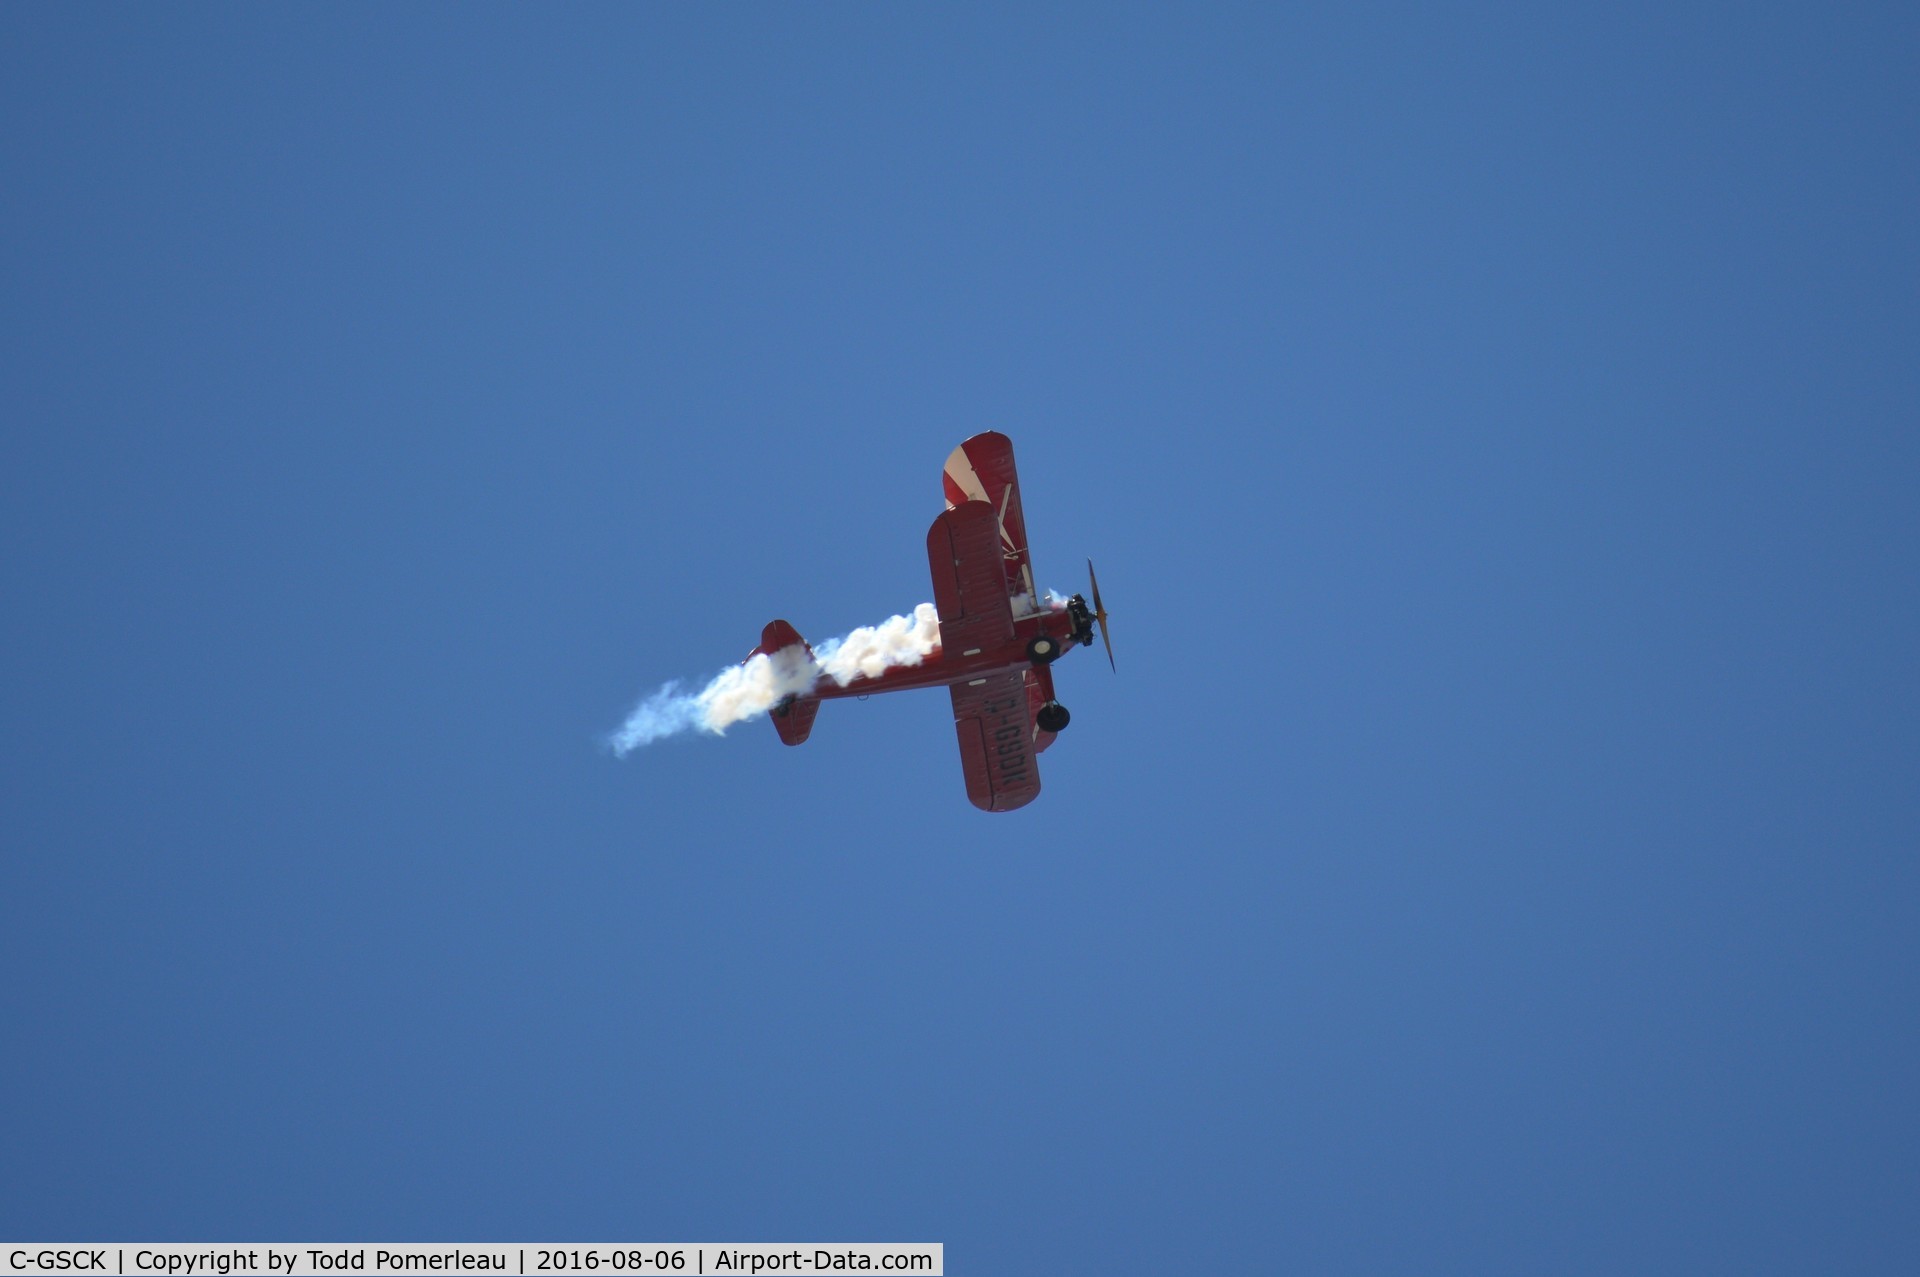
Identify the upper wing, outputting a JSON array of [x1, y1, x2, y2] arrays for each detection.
[[948, 667, 1042, 812], [927, 500, 1016, 655], [942, 432, 1038, 612]]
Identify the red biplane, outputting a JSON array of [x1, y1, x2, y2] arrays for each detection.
[[750, 432, 1111, 812]]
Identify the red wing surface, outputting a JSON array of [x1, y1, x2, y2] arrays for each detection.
[[927, 501, 1017, 654], [948, 668, 1042, 812], [942, 431, 1037, 611]]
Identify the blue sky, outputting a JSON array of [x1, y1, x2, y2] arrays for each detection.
[[3, 4, 1917, 1271]]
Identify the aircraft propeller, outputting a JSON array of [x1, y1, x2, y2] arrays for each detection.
[[1087, 559, 1114, 671]]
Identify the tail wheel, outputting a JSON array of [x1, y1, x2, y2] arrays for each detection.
[[1026, 635, 1060, 664], [1036, 702, 1070, 733]]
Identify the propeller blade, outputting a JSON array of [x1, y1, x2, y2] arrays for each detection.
[[1088, 558, 1114, 671]]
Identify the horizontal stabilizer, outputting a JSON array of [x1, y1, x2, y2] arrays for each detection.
[[770, 694, 819, 746], [753, 619, 819, 746]]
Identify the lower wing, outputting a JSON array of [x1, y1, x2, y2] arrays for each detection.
[[948, 668, 1042, 812]]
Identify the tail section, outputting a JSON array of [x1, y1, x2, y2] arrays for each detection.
[[752, 620, 820, 746]]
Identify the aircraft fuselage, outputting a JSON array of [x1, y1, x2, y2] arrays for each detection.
[[808, 604, 1082, 701]]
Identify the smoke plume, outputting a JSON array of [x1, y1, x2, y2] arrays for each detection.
[[609, 603, 941, 756]]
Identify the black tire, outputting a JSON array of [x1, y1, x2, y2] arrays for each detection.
[[1026, 635, 1060, 664], [1036, 702, 1070, 733]]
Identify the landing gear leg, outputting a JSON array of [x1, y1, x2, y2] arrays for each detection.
[[1030, 655, 1069, 733], [1032, 660, 1056, 703]]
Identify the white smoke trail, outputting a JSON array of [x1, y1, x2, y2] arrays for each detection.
[[608, 603, 942, 756], [814, 602, 941, 686]]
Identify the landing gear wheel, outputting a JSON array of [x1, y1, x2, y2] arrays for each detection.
[[1026, 636, 1060, 664], [1036, 702, 1070, 733]]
